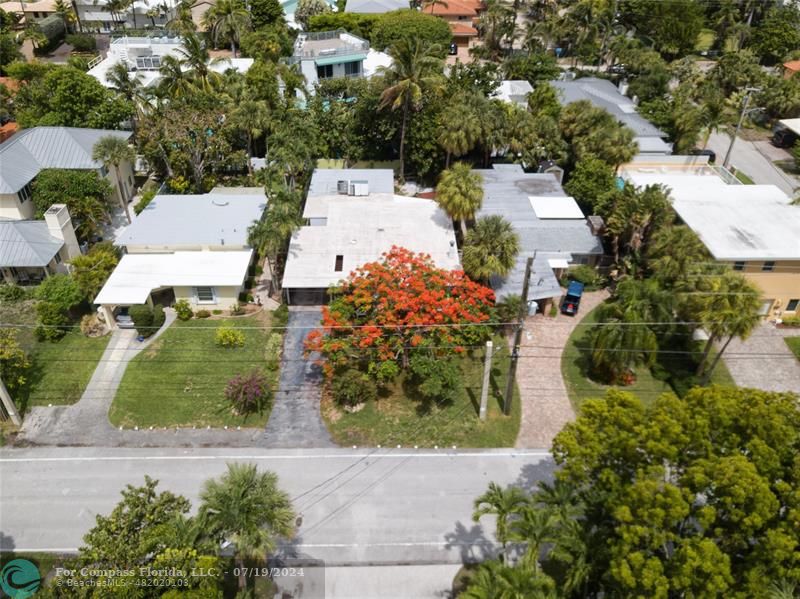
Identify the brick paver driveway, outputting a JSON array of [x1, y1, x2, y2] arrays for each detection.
[[514, 290, 609, 449], [722, 323, 800, 393]]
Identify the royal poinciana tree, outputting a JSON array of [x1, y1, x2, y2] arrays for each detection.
[[305, 247, 495, 383]]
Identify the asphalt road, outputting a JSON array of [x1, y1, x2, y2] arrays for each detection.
[[0, 447, 554, 567]]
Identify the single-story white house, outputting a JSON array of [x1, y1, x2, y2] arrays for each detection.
[[282, 169, 460, 304], [95, 187, 267, 327]]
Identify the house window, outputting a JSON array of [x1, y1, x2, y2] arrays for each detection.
[[53, 252, 62, 265], [334, 255, 344, 272], [787, 299, 800, 312], [762, 261, 775, 272], [316, 64, 334, 79], [17, 183, 32, 203], [344, 61, 361, 77], [733, 261, 745, 271], [194, 286, 216, 303]]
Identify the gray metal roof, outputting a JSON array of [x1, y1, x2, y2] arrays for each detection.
[[551, 78, 667, 139], [475, 164, 603, 300], [0, 127, 132, 194], [345, 0, 408, 13], [308, 169, 395, 197], [115, 188, 267, 247], [0, 220, 63, 267]]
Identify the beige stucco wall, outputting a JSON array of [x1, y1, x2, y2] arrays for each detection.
[[0, 193, 33, 220], [173, 285, 243, 309], [730, 260, 800, 317], [105, 161, 136, 208]]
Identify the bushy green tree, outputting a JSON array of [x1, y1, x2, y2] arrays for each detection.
[[749, 6, 800, 64], [559, 100, 637, 168], [0, 329, 31, 394], [370, 9, 451, 55], [248, 0, 285, 29], [34, 274, 84, 313], [408, 354, 461, 405], [294, 0, 331, 29], [332, 368, 377, 407], [563, 155, 616, 213], [307, 12, 378, 39], [70, 243, 120, 302]]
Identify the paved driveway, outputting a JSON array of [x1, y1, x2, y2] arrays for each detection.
[[722, 323, 800, 393], [264, 307, 335, 448], [514, 291, 609, 449]]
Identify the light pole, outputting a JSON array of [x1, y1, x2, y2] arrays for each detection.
[[723, 86, 762, 170]]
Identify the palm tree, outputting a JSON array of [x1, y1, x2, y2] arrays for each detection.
[[248, 187, 303, 291], [472, 482, 527, 562], [53, 0, 77, 32], [203, 0, 251, 57], [166, 0, 196, 34], [176, 33, 223, 91], [157, 54, 193, 98], [106, 62, 147, 134], [92, 136, 135, 224], [682, 271, 762, 381], [145, 6, 160, 26], [436, 163, 483, 238], [200, 463, 295, 592], [461, 560, 558, 599], [646, 225, 709, 286], [509, 506, 556, 573], [438, 101, 480, 168], [462, 215, 520, 284], [378, 38, 444, 179], [229, 99, 270, 175]]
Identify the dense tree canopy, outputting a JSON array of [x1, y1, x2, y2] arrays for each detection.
[[370, 10, 451, 55]]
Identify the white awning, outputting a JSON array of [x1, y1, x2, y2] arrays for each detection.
[[95, 250, 252, 305]]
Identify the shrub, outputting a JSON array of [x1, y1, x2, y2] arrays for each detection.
[[562, 265, 605, 290], [230, 302, 244, 316], [0, 284, 27, 303], [35, 301, 68, 341], [212, 309, 223, 315], [367, 359, 400, 386], [215, 326, 245, 347], [133, 189, 157, 215], [129, 304, 155, 337], [225, 369, 271, 416], [264, 332, 283, 370], [152, 304, 165, 330], [332, 369, 376, 408], [174, 299, 193, 321], [80, 314, 106, 337], [34, 274, 84, 313], [196, 309, 211, 319], [272, 304, 289, 329], [781, 315, 800, 327], [493, 294, 523, 325], [237, 291, 255, 303], [408, 354, 461, 404], [37, 14, 66, 49], [66, 33, 96, 51]]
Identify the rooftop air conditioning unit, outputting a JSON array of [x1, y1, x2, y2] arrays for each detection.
[[349, 181, 369, 196], [337, 180, 349, 194]]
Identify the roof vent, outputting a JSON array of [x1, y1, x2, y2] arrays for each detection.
[[337, 180, 349, 194], [212, 199, 229, 206]]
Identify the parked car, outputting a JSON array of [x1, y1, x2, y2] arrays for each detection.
[[560, 281, 585, 316], [772, 126, 798, 149]]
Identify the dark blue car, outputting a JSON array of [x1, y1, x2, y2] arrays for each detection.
[[560, 281, 585, 316]]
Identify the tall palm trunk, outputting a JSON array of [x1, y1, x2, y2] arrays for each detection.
[[460, 219, 468, 238], [398, 95, 410, 180], [114, 165, 132, 223], [246, 133, 254, 176], [696, 334, 717, 376], [702, 334, 734, 384], [445, 150, 451, 168], [231, 39, 237, 58]]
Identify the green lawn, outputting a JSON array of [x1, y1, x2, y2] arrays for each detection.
[[786, 337, 800, 361], [734, 170, 755, 185], [110, 313, 278, 428], [0, 299, 110, 411], [562, 304, 736, 412], [322, 335, 521, 447]]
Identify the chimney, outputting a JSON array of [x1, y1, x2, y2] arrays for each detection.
[[587, 215, 605, 236], [44, 204, 81, 260]]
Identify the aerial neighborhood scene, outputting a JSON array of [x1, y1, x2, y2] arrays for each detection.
[[2, 0, 800, 596]]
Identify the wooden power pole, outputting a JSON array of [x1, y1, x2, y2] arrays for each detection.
[[503, 255, 534, 416], [0, 376, 22, 426]]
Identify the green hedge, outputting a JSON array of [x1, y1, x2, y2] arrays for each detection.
[[38, 14, 66, 48], [66, 33, 96, 52]]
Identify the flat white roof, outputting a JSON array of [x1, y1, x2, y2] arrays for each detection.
[[95, 250, 252, 305], [282, 193, 460, 288], [780, 118, 800, 136], [528, 195, 585, 219], [621, 167, 800, 260]]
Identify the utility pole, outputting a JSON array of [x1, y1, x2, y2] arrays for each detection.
[[503, 254, 534, 416], [723, 87, 761, 170], [0, 376, 22, 427], [479, 340, 493, 421]]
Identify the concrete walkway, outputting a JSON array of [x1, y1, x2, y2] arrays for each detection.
[[514, 290, 609, 449], [722, 323, 800, 393], [265, 307, 334, 448]]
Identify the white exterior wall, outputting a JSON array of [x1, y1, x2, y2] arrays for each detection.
[[173, 285, 243, 309], [0, 193, 33, 220], [105, 161, 135, 208]]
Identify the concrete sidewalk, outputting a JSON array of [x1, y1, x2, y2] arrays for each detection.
[[722, 323, 800, 393]]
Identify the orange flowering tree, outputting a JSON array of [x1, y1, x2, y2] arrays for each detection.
[[305, 246, 496, 383]]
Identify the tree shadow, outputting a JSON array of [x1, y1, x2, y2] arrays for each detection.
[[0, 532, 15, 553], [443, 521, 498, 564], [510, 459, 558, 493]]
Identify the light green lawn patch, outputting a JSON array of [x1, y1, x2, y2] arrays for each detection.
[[110, 313, 278, 428], [735, 170, 755, 184], [322, 335, 521, 447], [786, 337, 800, 361], [695, 28, 715, 52], [562, 304, 736, 413], [0, 298, 110, 410]]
